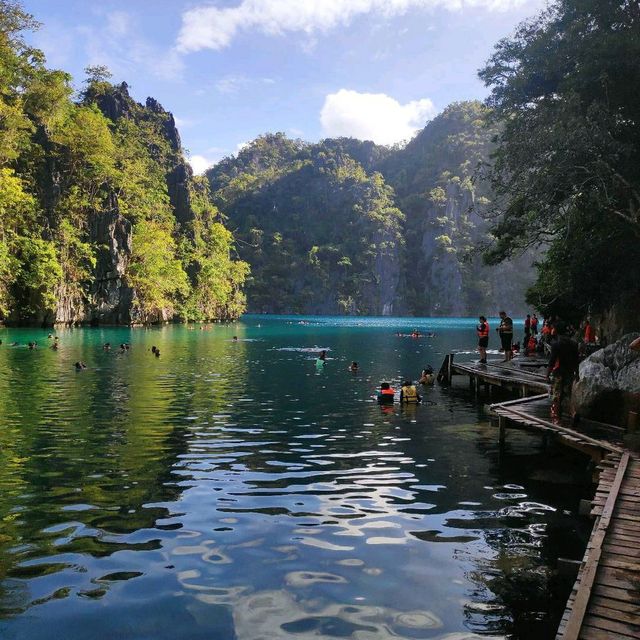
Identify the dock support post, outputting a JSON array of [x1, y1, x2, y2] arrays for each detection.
[[628, 411, 638, 433], [498, 416, 506, 446]]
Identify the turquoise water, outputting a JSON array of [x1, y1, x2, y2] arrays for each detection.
[[0, 315, 590, 639]]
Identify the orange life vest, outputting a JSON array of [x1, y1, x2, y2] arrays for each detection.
[[477, 322, 489, 338]]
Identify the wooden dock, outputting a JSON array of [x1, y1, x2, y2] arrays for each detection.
[[491, 395, 624, 460], [557, 451, 640, 640], [438, 353, 550, 396], [437, 354, 640, 639]]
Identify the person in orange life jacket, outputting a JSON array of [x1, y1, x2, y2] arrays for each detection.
[[545, 321, 579, 424], [477, 316, 489, 364], [526, 334, 537, 356], [400, 380, 421, 403], [497, 311, 513, 361], [377, 382, 395, 404]]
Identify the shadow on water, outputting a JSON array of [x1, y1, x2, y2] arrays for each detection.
[[0, 317, 593, 639]]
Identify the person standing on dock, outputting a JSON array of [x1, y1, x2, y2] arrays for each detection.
[[546, 322, 579, 424], [477, 316, 489, 364], [531, 314, 539, 335], [497, 311, 514, 362]]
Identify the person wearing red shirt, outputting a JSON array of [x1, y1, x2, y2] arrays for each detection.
[[584, 319, 595, 344]]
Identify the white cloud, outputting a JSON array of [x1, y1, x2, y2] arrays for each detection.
[[176, 0, 528, 53], [320, 89, 436, 145], [189, 154, 217, 175]]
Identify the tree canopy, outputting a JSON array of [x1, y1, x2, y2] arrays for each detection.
[[0, 0, 248, 324], [480, 0, 640, 323]]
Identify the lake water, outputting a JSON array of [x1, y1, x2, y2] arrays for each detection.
[[0, 315, 592, 640]]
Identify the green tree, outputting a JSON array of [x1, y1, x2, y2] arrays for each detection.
[[479, 0, 640, 322]]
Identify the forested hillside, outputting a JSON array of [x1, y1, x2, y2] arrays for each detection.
[[209, 134, 405, 315], [207, 102, 534, 316], [0, 3, 248, 326]]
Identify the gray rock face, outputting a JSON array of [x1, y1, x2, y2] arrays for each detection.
[[573, 333, 640, 425]]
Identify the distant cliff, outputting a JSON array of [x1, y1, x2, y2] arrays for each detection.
[[0, 7, 248, 328], [207, 102, 535, 316], [208, 135, 405, 315]]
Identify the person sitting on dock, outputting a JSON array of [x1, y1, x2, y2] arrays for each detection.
[[377, 382, 395, 404], [400, 380, 421, 404], [477, 315, 489, 364], [419, 366, 434, 385], [546, 322, 579, 424], [497, 311, 514, 362]]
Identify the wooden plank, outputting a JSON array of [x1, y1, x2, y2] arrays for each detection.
[[589, 603, 640, 626], [592, 585, 639, 605], [594, 566, 640, 591], [582, 614, 640, 637], [598, 556, 640, 572], [560, 452, 630, 640], [580, 624, 637, 640], [602, 543, 640, 559]]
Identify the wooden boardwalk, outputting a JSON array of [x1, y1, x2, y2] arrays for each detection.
[[438, 354, 639, 638], [557, 452, 640, 640], [491, 395, 624, 460], [439, 354, 551, 396]]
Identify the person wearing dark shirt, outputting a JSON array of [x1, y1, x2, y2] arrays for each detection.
[[545, 322, 579, 424], [497, 311, 514, 362]]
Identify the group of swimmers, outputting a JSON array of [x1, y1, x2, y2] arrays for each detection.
[[316, 347, 434, 405], [1, 335, 60, 350], [377, 367, 435, 405], [395, 330, 436, 339]]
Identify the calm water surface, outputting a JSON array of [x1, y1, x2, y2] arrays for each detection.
[[0, 316, 592, 640]]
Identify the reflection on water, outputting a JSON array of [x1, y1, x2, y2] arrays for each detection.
[[0, 316, 592, 639]]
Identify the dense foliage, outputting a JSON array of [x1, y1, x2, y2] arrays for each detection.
[[480, 0, 640, 325], [0, 1, 247, 325], [209, 134, 404, 314], [208, 104, 534, 316]]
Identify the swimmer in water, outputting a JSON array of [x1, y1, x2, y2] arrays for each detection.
[[74, 361, 87, 370], [377, 382, 395, 404], [233, 336, 238, 341], [400, 379, 421, 403], [349, 361, 359, 372], [103, 342, 111, 351], [419, 366, 435, 385]]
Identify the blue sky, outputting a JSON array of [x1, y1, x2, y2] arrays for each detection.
[[23, 0, 546, 173]]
